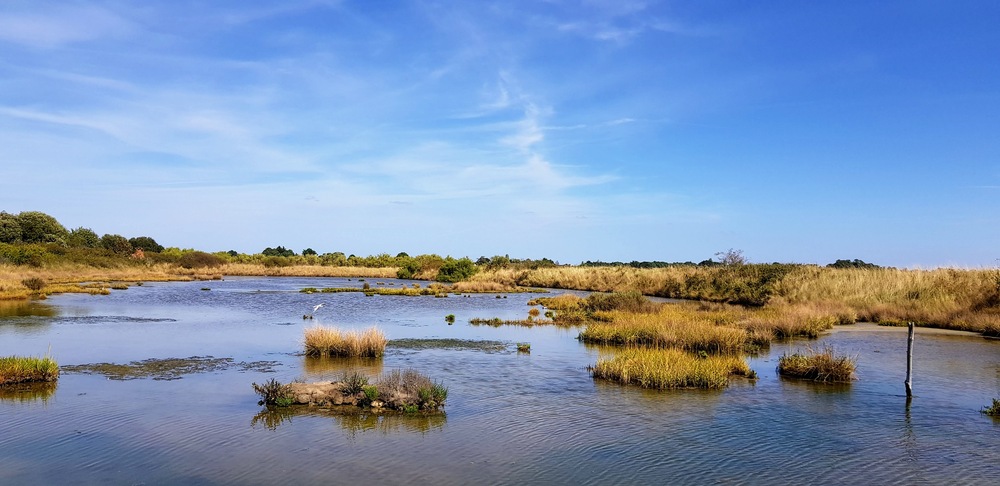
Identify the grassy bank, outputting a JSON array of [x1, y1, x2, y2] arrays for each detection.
[[0, 355, 59, 385]]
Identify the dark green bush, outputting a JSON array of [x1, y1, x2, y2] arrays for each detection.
[[177, 251, 224, 269], [67, 227, 100, 248], [15, 211, 68, 244], [0, 212, 22, 243], [101, 234, 133, 255], [128, 236, 164, 253], [0, 243, 46, 267], [436, 257, 477, 283]]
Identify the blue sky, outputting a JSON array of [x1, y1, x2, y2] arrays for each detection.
[[1, 1, 998, 267]]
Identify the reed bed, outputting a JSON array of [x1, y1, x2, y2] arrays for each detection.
[[0, 355, 60, 385], [476, 265, 1000, 334], [591, 348, 753, 389], [580, 308, 749, 354], [304, 325, 387, 358], [776, 346, 856, 383]]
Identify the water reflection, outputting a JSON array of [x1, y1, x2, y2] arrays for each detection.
[[250, 407, 446, 435], [301, 356, 384, 380], [0, 381, 57, 403], [777, 376, 854, 394], [0, 301, 57, 318]]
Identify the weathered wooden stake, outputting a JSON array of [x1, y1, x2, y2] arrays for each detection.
[[904, 322, 914, 397]]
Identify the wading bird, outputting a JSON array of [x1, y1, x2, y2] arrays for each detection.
[[304, 303, 326, 320]]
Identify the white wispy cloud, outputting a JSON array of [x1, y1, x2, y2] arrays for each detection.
[[0, 4, 136, 48]]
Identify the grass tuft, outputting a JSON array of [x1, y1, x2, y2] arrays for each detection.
[[591, 348, 752, 389], [0, 355, 59, 385], [777, 346, 856, 383], [304, 325, 387, 357], [981, 398, 1000, 417]]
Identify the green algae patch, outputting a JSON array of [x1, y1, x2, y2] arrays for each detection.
[[62, 356, 280, 380]]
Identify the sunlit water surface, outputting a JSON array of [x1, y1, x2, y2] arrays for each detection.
[[1, 277, 998, 485]]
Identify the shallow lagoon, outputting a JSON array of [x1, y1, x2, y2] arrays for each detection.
[[1, 277, 998, 485]]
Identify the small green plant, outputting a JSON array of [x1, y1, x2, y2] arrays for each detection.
[[418, 382, 448, 409], [342, 371, 369, 395], [362, 384, 379, 405], [403, 404, 419, 413], [982, 397, 1000, 417], [445, 314, 455, 324], [517, 342, 531, 352], [252, 378, 294, 407], [544, 310, 554, 319]]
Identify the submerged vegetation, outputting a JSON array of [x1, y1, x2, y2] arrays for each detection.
[[304, 325, 387, 358], [981, 398, 1000, 417], [0, 355, 59, 385]]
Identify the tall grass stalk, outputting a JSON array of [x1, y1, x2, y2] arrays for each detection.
[[304, 325, 387, 358]]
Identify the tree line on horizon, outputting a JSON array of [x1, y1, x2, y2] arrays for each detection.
[[0, 210, 882, 272]]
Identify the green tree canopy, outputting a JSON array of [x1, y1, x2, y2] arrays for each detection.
[[67, 227, 101, 248], [129, 236, 164, 253], [101, 234, 133, 255], [0, 212, 22, 243], [436, 257, 477, 283], [16, 211, 68, 244]]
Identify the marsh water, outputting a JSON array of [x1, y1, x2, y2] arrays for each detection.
[[1, 277, 998, 485]]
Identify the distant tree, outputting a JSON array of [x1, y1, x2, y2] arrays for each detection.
[[436, 257, 478, 283], [827, 259, 880, 269], [129, 236, 164, 253], [698, 259, 720, 267], [262, 246, 295, 257], [0, 212, 22, 243], [302, 248, 318, 256], [101, 234, 133, 255], [396, 252, 410, 259], [16, 211, 68, 244], [397, 259, 421, 279], [67, 227, 101, 248], [715, 248, 747, 266], [227, 250, 239, 257]]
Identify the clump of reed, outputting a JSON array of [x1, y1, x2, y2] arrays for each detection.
[[580, 309, 749, 355], [304, 325, 387, 357], [0, 355, 60, 385], [468, 317, 558, 327], [591, 348, 753, 389], [777, 346, 856, 383]]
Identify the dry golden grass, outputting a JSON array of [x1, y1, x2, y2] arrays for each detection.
[[776, 346, 856, 383], [591, 348, 753, 389], [304, 325, 387, 357], [580, 307, 749, 354]]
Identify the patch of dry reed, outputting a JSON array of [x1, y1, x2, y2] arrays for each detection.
[[776, 345, 856, 382], [304, 325, 387, 358], [591, 348, 753, 389]]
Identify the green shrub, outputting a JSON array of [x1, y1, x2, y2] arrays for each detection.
[[342, 371, 369, 395], [982, 398, 1000, 417], [252, 378, 294, 407], [436, 257, 477, 282], [177, 251, 224, 269], [15, 211, 68, 244], [0, 243, 46, 267], [100, 234, 133, 255], [21, 277, 45, 292]]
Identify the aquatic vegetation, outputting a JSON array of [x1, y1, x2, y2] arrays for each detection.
[[62, 356, 279, 380], [777, 346, 856, 383], [253, 378, 294, 407], [591, 348, 753, 389], [389, 338, 509, 352], [579, 305, 750, 354], [517, 343, 531, 353], [0, 355, 59, 385], [445, 314, 455, 324], [469, 317, 558, 327], [304, 325, 387, 357], [981, 398, 1000, 417]]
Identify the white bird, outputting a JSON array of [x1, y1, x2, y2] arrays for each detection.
[[312, 303, 325, 314]]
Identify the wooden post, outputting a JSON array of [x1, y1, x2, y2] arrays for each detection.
[[905, 322, 914, 397]]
